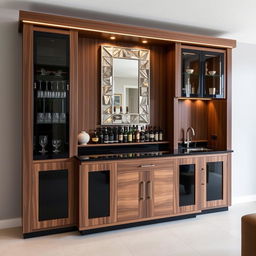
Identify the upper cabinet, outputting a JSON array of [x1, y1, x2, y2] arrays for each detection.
[[181, 47, 225, 99], [33, 31, 70, 160]]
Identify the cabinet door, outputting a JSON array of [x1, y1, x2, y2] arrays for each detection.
[[175, 157, 202, 214], [32, 160, 75, 230], [201, 155, 229, 209], [117, 170, 146, 222], [79, 162, 117, 229], [147, 164, 175, 218]]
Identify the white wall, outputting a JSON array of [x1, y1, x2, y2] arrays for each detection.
[[0, 7, 255, 221], [232, 42, 256, 201]]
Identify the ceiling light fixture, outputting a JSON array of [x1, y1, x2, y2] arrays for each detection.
[[110, 36, 116, 40]]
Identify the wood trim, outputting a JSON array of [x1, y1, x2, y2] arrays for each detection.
[[69, 30, 79, 156], [226, 48, 232, 149], [22, 23, 33, 234], [31, 160, 75, 231], [32, 26, 70, 34], [181, 44, 227, 53], [19, 11, 236, 48]]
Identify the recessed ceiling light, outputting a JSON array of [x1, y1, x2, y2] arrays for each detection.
[[142, 40, 148, 44], [110, 36, 116, 40]]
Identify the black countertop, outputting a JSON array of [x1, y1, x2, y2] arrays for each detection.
[[76, 149, 233, 162]]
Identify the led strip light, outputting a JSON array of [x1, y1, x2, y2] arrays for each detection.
[[22, 20, 232, 48]]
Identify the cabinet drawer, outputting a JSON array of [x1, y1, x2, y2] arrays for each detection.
[[117, 158, 174, 172]]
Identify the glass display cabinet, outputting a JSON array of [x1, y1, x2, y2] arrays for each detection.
[[33, 32, 70, 160], [181, 48, 224, 98]]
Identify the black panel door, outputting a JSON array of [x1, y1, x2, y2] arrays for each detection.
[[179, 164, 195, 207], [88, 171, 110, 219], [206, 162, 223, 201], [39, 170, 68, 221]]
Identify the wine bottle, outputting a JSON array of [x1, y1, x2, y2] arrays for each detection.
[[99, 128, 104, 144], [159, 128, 163, 141], [132, 125, 136, 142], [91, 130, 99, 144], [128, 126, 133, 142], [154, 127, 159, 142], [135, 125, 140, 143], [145, 125, 150, 142], [108, 127, 114, 143], [118, 127, 124, 143], [113, 127, 118, 143], [104, 127, 109, 143], [140, 126, 145, 142], [123, 126, 128, 143], [149, 126, 155, 142]]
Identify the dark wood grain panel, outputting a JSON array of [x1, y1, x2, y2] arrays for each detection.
[[78, 38, 168, 134], [177, 99, 208, 142], [22, 23, 34, 234], [19, 11, 236, 48], [69, 30, 79, 156]]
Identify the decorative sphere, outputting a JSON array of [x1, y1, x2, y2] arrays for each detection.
[[78, 131, 90, 145]]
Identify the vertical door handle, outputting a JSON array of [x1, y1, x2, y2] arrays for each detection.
[[146, 181, 152, 199], [201, 167, 205, 185], [139, 181, 146, 200]]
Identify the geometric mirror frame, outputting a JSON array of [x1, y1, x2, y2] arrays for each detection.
[[101, 45, 150, 125]]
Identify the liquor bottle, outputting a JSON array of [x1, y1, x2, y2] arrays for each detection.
[[120, 106, 123, 114], [113, 127, 118, 143], [128, 126, 133, 142], [159, 128, 164, 141], [149, 126, 155, 142], [103, 127, 109, 143], [145, 125, 150, 142], [132, 125, 136, 142], [123, 126, 128, 143], [91, 130, 99, 144], [154, 127, 159, 142], [140, 126, 145, 142], [118, 127, 124, 143], [108, 127, 114, 143], [98, 128, 104, 144], [135, 125, 140, 143]]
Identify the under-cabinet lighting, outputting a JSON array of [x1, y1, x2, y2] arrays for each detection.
[[176, 97, 212, 101], [21, 20, 233, 48]]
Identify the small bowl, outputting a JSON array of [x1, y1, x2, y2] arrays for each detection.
[[185, 68, 194, 74], [208, 70, 216, 76]]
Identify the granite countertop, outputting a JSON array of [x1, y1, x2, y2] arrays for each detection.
[[76, 149, 233, 162]]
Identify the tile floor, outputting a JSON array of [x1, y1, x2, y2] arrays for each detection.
[[0, 202, 256, 256]]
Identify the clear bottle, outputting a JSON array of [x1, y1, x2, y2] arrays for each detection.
[[154, 127, 159, 142], [135, 125, 140, 143]]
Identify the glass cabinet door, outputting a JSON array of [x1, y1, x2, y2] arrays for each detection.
[[182, 50, 201, 98], [179, 164, 196, 207], [181, 48, 225, 99], [33, 32, 70, 160], [203, 53, 224, 98], [206, 161, 223, 201]]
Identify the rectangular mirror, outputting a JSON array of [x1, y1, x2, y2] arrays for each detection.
[[101, 45, 150, 125]]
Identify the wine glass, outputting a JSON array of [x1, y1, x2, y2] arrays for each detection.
[[52, 139, 61, 153], [39, 135, 48, 154]]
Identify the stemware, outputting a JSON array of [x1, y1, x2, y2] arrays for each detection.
[[52, 112, 60, 123], [52, 139, 61, 153], [39, 135, 48, 154], [37, 112, 44, 124]]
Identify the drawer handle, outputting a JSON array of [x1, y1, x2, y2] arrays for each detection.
[[146, 181, 152, 199], [139, 164, 156, 168], [139, 181, 146, 200]]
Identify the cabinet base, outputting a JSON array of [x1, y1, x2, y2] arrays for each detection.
[[200, 207, 228, 215], [23, 226, 77, 239], [80, 214, 197, 235]]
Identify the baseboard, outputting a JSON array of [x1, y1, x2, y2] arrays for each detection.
[[233, 194, 256, 204], [0, 218, 21, 229]]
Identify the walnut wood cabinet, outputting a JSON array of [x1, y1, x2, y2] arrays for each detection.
[[117, 159, 175, 222], [29, 160, 75, 231]]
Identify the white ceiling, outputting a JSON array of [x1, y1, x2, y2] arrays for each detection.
[[1, 0, 256, 44]]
